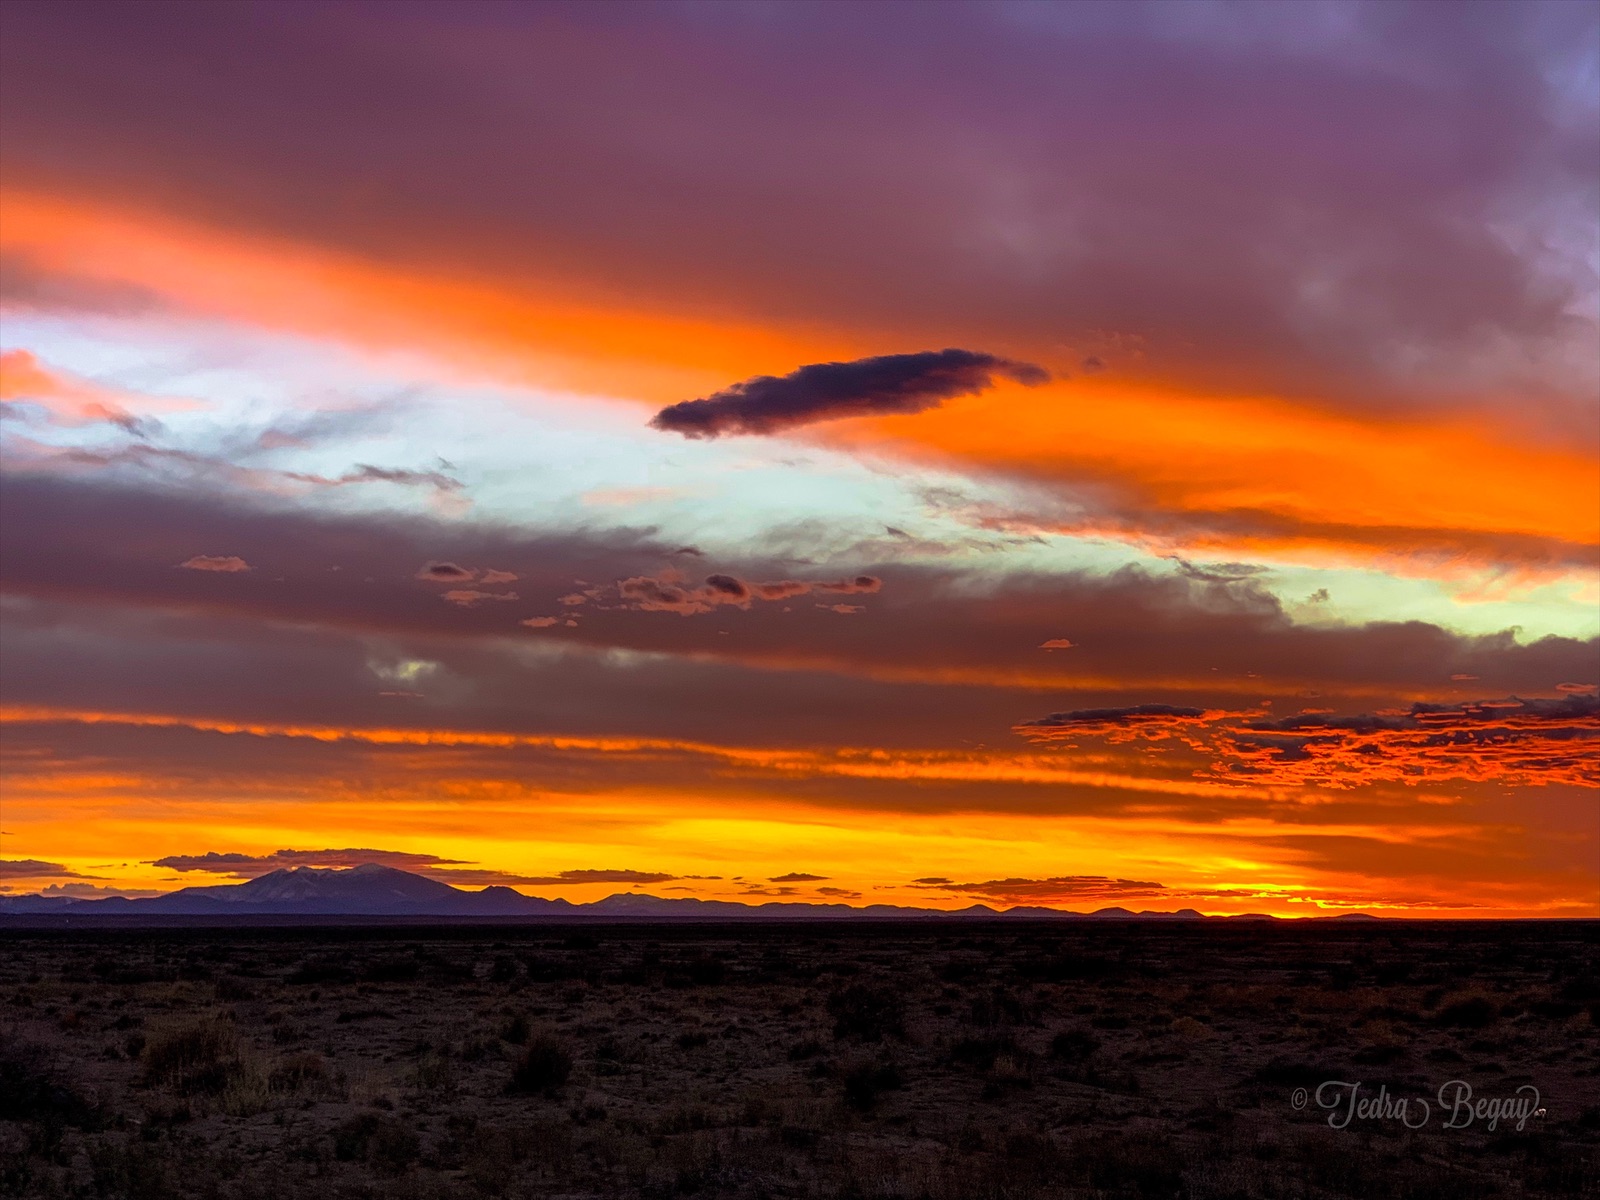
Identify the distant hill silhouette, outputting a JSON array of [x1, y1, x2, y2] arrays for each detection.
[[0, 864, 1340, 921]]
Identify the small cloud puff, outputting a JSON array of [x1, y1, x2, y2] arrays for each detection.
[[179, 554, 251, 572]]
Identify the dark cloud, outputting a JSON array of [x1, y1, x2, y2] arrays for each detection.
[[768, 872, 828, 883], [518, 869, 677, 885], [416, 561, 474, 581], [650, 350, 1049, 438], [703, 573, 748, 600], [927, 876, 1169, 905], [1019, 705, 1209, 738], [0, 858, 96, 880]]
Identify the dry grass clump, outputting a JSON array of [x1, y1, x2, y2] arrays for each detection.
[[139, 1017, 239, 1096]]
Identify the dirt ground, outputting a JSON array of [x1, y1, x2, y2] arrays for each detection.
[[1, 920, 1596, 1198]]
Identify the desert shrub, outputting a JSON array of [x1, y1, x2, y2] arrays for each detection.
[[1437, 995, 1498, 1028], [1529, 998, 1580, 1018], [1049, 1028, 1100, 1066], [141, 1018, 239, 1096], [841, 1061, 904, 1112], [950, 1034, 1018, 1072], [593, 1033, 629, 1074], [213, 976, 255, 1002], [501, 1012, 531, 1044], [676, 1030, 710, 1050], [787, 1038, 824, 1061], [983, 1051, 1034, 1097], [509, 1033, 572, 1094], [1352, 1042, 1406, 1064], [0, 1042, 97, 1127], [827, 984, 905, 1042], [332, 1113, 419, 1174], [414, 1049, 458, 1096], [88, 1139, 176, 1200], [269, 1052, 327, 1094], [1250, 1058, 1329, 1087], [363, 957, 421, 983], [968, 985, 1030, 1027], [287, 957, 353, 985], [665, 959, 726, 988], [464, 1126, 537, 1194], [1075, 1131, 1184, 1196], [521, 954, 570, 982]]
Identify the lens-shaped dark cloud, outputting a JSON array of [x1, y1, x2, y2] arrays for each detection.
[[650, 349, 1049, 438]]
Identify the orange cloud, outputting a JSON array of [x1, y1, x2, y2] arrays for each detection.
[[0, 190, 844, 405], [843, 379, 1599, 576], [1018, 694, 1600, 789]]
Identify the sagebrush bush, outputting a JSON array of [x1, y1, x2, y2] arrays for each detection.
[[828, 984, 905, 1042], [508, 1032, 572, 1094]]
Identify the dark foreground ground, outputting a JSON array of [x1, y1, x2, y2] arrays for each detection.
[[1, 921, 1596, 1199]]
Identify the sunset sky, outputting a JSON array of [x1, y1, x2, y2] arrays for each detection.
[[1, 0, 1596, 917]]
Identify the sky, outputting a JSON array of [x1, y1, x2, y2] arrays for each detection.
[[0, 0, 1596, 917]]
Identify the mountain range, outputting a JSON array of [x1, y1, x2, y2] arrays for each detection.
[[0, 863, 1365, 921]]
